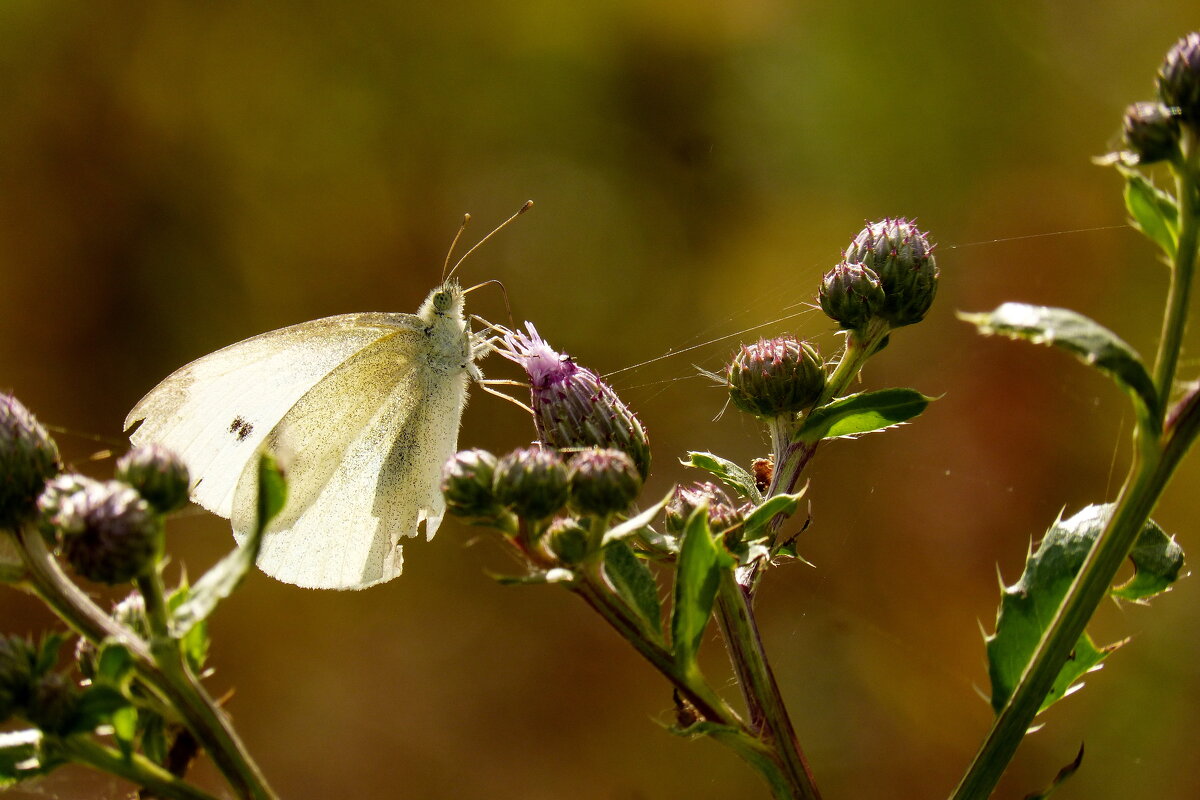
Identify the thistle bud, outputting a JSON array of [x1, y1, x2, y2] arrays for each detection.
[[568, 448, 643, 516], [442, 449, 503, 522], [0, 635, 36, 722], [0, 394, 61, 531], [665, 482, 742, 536], [498, 325, 651, 480], [26, 672, 79, 736], [1121, 102, 1180, 165], [1157, 32, 1200, 124], [819, 262, 885, 330], [546, 517, 590, 565], [726, 336, 825, 418], [843, 218, 938, 327], [493, 447, 570, 522], [46, 479, 162, 584], [116, 445, 191, 514]]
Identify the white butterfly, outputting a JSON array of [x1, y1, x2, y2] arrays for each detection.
[[124, 206, 529, 590]]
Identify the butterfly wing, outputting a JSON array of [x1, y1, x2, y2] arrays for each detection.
[[228, 325, 471, 589], [125, 313, 418, 518]]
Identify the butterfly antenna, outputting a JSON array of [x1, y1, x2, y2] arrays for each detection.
[[446, 200, 533, 281], [442, 214, 472, 281]]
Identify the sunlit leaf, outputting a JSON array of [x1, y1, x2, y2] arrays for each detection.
[[1120, 166, 1178, 259], [671, 509, 732, 673], [603, 541, 663, 643], [795, 389, 933, 444], [961, 304, 1159, 422], [683, 452, 762, 503]]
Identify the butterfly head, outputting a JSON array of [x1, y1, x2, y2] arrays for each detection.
[[420, 280, 466, 322]]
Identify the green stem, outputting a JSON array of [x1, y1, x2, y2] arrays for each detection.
[[16, 526, 277, 800], [58, 736, 220, 800], [1151, 127, 1200, 403], [716, 571, 822, 800], [952, 129, 1200, 800]]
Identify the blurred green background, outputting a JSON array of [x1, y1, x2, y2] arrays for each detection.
[[3, 2, 1199, 798]]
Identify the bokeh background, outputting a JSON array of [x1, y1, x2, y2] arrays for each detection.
[[3, 3, 1199, 799]]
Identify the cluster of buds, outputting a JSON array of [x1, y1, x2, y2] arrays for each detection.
[[36, 444, 191, 585], [444, 446, 643, 526], [822, 218, 939, 330], [0, 392, 192, 586], [1119, 32, 1200, 165]]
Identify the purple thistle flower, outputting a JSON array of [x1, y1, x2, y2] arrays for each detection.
[[498, 324, 651, 480]]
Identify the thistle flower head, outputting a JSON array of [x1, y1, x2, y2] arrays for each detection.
[[0, 393, 61, 530], [843, 218, 938, 328], [1158, 32, 1200, 124], [499, 324, 651, 479], [726, 336, 825, 418]]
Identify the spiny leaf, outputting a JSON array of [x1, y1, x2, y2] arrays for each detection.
[[961, 304, 1159, 423], [603, 541, 663, 644], [1022, 744, 1085, 800], [1112, 517, 1184, 601], [172, 452, 286, 637], [1120, 166, 1178, 260], [671, 508, 732, 673], [795, 389, 934, 444], [986, 503, 1181, 714], [683, 452, 762, 503]]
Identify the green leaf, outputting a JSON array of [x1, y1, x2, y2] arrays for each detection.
[[172, 453, 287, 637], [603, 541, 664, 643], [168, 584, 210, 674], [110, 705, 139, 759], [34, 633, 64, 677], [0, 729, 55, 787], [670, 509, 732, 672], [67, 685, 131, 735], [986, 504, 1174, 714], [95, 641, 135, 687], [601, 488, 675, 546], [141, 714, 167, 766], [682, 452, 762, 503], [1121, 166, 1179, 259], [742, 492, 805, 541], [1112, 517, 1185, 601], [961, 304, 1159, 422], [795, 389, 934, 444]]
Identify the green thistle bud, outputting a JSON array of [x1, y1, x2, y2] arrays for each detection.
[[26, 672, 79, 736], [1157, 32, 1200, 124], [665, 482, 742, 536], [819, 261, 886, 330], [49, 479, 162, 584], [843, 218, 938, 327], [0, 394, 61, 531], [0, 635, 37, 722], [493, 447, 570, 522], [546, 517, 590, 565], [442, 449, 504, 522], [726, 336, 825, 418], [116, 445, 191, 514], [1121, 102, 1180, 165], [499, 325, 651, 480], [568, 448, 643, 516]]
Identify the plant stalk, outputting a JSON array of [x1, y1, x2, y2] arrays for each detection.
[[58, 736, 220, 800]]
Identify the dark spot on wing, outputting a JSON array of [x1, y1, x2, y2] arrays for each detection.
[[229, 416, 254, 442]]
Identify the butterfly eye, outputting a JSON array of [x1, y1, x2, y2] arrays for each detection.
[[432, 290, 454, 313]]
